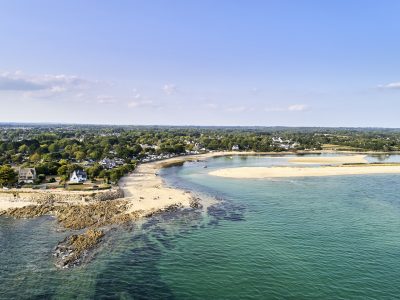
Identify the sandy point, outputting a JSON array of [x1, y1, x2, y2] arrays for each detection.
[[119, 152, 245, 213], [119, 162, 192, 213]]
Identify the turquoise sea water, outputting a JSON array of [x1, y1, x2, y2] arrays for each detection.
[[2, 154, 400, 299]]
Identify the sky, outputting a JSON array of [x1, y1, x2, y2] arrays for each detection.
[[1, 0, 400, 127]]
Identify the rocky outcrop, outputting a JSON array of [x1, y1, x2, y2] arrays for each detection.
[[93, 188, 124, 201], [0, 185, 204, 269], [2, 198, 142, 269], [1, 199, 140, 230], [54, 229, 105, 268]]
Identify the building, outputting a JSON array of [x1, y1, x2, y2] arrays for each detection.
[[18, 168, 37, 183], [69, 170, 88, 183], [100, 158, 116, 169], [232, 145, 240, 151]]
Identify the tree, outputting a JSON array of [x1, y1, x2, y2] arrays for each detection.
[[57, 165, 69, 177], [89, 151, 101, 160], [29, 153, 41, 163], [18, 144, 29, 153], [0, 165, 18, 187], [99, 170, 110, 184], [59, 159, 68, 165], [109, 169, 123, 183], [86, 163, 102, 179], [75, 151, 86, 161], [48, 143, 59, 152]]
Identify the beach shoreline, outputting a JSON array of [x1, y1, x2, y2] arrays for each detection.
[[0, 150, 396, 212]]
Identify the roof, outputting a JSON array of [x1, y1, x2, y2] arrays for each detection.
[[73, 169, 87, 177], [19, 168, 36, 176]]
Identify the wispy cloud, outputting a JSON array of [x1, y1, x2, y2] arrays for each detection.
[[226, 106, 249, 113], [288, 104, 308, 111], [0, 71, 92, 101], [162, 83, 177, 95], [265, 104, 309, 112], [0, 74, 44, 91], [96, 95, 117, 104], [205, 103, 219, 109], [264, 107, 285, 112], [0, 71, 89, 92], [378, 82, 400, 89], [127, 100, 155, 108]]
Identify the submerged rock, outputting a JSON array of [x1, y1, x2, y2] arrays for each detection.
[[54, 229, 105, 269], [144, 203, 184, 218], [189, 197, 203, 209]]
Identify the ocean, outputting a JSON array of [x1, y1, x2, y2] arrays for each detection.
[[1, 154, 400, 299]]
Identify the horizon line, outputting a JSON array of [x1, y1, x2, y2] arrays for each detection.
[[0, 121, 399, 130]]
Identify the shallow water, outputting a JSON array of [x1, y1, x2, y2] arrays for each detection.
[[2, 154, 400, 299]]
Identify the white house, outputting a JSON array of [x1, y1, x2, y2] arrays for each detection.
[[100, 158, 116, 169], [69, 170, 88, 183], [232, 145, 240, 151], [18, 168, 37, 183]]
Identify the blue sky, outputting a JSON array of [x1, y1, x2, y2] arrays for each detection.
[[1, 0, 400, 127]]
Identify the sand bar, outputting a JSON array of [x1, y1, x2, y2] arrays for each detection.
[[288, 155, 367, 164], [209, 165, 400, 178]]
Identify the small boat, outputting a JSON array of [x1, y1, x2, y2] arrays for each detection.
[[203, 165, 208, 168]]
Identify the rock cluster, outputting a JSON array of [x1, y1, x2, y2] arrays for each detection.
[[144, 203, 184, 217], [1, 199, 140, 230], [54, 229, 105, 268], [189, 197, 203, 209], [1, 198, 145, 268]]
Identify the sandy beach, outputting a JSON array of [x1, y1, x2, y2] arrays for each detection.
[[119, 152, 235, 213], [0, 198, 36, 211], [119, 162, 193, 213], [209, 165, 400, 179], [288, 155, 367, 164]]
